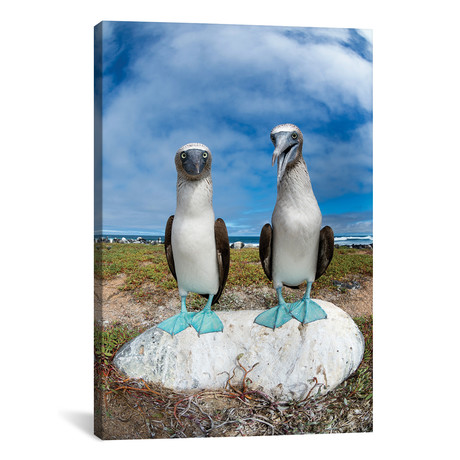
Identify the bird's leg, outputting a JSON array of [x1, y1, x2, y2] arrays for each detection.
[[180, 296, 197, 322], [157, 296, 196, 336], [254, 287, 293, 330], [289, 282, 327, 324], [304, 281, 313, 301], [190, 295, 224, 336]]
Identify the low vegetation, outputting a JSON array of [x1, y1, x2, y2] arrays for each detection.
[[94, 243, 372, 298], [94, 243, 373, 438]]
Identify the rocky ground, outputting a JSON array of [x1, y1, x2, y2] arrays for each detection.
[[95, 274, 372, 329]]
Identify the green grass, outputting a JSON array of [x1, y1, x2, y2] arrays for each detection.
[[94, 243, 372, 296], [313, 246, 373, 291], [95, 243, 172, 287], [94, 324, 143, 366], [338, 315, 373, 400]]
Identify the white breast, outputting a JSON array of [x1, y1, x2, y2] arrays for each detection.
[[172, 178, 219, 297], [271, 162, 322, 288]]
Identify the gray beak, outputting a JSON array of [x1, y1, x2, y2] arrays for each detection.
[[181, 149, 208, 176], [271, 132, 299, 186]]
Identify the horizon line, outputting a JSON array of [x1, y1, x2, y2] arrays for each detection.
[[95, 231, 374, 237]]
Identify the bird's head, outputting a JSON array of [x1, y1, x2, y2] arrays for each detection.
[[175, 143, 212, 180], [270, 124, 303, 185]]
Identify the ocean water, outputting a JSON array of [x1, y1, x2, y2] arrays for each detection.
[[97, 233, 373, 246], [333, 234, 373, 246]]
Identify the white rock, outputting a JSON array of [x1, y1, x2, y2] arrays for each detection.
[[231, 241, 245, 249], [113, 300, 364, 401]]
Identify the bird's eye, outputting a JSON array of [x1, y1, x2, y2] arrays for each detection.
[[202, 152, 208, 158], [181, 152, 187, 159], [291, 132, 298, 140], [270, 135, 275, 142]]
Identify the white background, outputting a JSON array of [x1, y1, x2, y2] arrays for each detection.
[[1, 0, 459, 458]]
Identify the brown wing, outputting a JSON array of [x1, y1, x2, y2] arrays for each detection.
[[164, 215, 176, 281], [212, 218, 230, 305], [259, 223, 273, 281], [315, 226, 334, 280]]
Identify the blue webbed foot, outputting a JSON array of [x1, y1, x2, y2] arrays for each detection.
[[289, 282, 327, 324], [157, 296, 195, 336], [254, 287, 293, 330], [157, 311, 196, 336], [254, 303, 292, 330], [190, 309, 223, 335], [289, 298, 327, 324], [190, 295, 223, 335]]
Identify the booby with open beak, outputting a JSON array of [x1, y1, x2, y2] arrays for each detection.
[[255, 124, 334, 329]]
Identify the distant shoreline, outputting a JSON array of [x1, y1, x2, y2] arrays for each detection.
[[94, 235, 373, 249]]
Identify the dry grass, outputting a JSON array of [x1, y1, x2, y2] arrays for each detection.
[[94, 316, 372, 439]]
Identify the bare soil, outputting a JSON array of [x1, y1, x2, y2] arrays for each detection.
[[95, 274, 372, 329]]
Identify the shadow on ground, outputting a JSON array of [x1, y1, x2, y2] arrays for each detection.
[[60, 411, 94, 437]]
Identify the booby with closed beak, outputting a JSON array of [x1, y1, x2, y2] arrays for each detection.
[[255, 124, 334, 329], [158, 143, 230, 336]]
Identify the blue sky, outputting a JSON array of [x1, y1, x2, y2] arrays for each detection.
[[96, 22, 372, 236]]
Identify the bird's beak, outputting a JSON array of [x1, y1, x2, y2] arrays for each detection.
[[271, 133, 299, 186], [189, 153, 203, 175], [181, 149, 208, 176]]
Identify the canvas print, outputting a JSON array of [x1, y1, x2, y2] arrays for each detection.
[[94, 21, 373, 440]]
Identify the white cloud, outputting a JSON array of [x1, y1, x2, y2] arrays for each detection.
[[322, 211, 373, 234], [100, 23, 373, 234], [357, 29, 373, 45]]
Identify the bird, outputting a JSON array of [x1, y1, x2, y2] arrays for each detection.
[[158, 143, 230, 336], [255, 124, 334, 330]]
